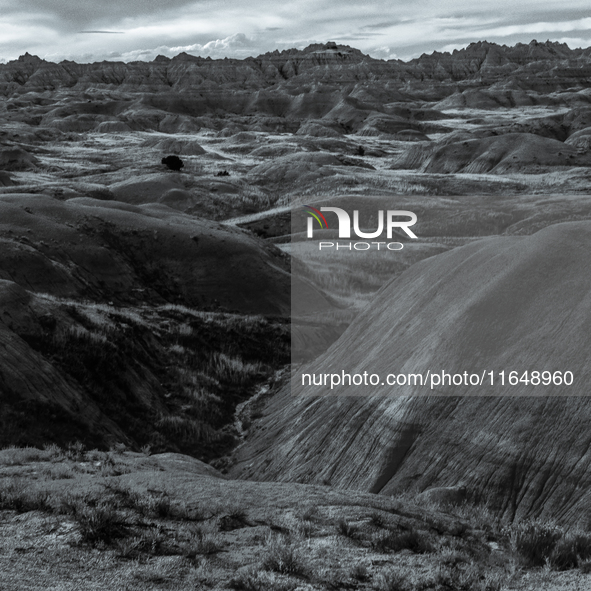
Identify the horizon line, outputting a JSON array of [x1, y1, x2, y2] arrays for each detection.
[[1, 38, 587, 66]]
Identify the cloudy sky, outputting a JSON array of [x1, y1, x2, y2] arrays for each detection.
[[1, 0, 590, 63]]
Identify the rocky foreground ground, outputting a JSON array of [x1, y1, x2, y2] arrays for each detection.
[[2, 446, 591, 591]]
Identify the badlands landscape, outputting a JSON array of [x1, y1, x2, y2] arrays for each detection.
[[2, 40, 591, 589]]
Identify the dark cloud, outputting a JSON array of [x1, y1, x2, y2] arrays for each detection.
[[0, 0, 197, 28], [336, 34, 384, 41], [361, 21, 400, 30], [1, 0, 591, 63]]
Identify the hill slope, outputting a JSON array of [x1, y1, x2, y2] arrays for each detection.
[[232, 221, 591, 525], [392, 133, 591, 173], [0, 194, 299, 314], [0, 195, 332, 456]]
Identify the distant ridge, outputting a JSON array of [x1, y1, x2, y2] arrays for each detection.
[[2, 40, 591, 98]]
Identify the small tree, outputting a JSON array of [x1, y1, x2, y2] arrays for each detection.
[[162, 155, 184, 171]]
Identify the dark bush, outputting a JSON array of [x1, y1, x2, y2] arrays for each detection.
[[162, 155, 184, 171], [509, 520, 562, 567], [550, 532, 591, 570], [373, 529, 433, 554], [337, 517, 359, 539], [218, 509, 248, 531], [369, 511, 387, 528], [0, 479, 51, 513], [75, 502, 125, 545]]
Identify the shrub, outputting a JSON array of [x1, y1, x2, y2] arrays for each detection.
[[0, 446, 49, 466], [144, 494, 172, 518], [98, 462, 126, 477], [298, 503, 320, 522], [218, 508, 248, 531], [44, 443, 64, 462], [0, 479, 52, 513], [350, 563, 370, 582], [156, 414, 217, 443], [104, 485, 192, 521], [74, 502, 125, 545], [41, 465, 74, 480], [65, 440, 86, 461], [435, 565, 474, 591], [162, 155, 184, 171], [508, 519, 562, 567], [373, 568, 407, 591], [373, 529, 432, 554], [206, 352, 264, 386], [481, 573, 505, 591], [181, 528, 222, 557], [450, 502, 499, 534], [230, 568, 297, 591], [229, 567, 260, 591], [295, 519, 314, 539], [434, 564, 503, 591], [437, 547, 471, 567], [337, 517, 359, 539], [110, 443, 127, 455], [369, 511, 387, 528], [550, 531, 591, 570], [262, 535, 307, 576], [115, 532, 165, 558]]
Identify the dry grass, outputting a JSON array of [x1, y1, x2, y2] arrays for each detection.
[[261, 534, 308, 576], [1, 447, 590, 590], [155, 415, 219, 444], [506, 519, 591, 570], [12, 294, 288, 460], [0, 446, 55, 466], [290, 240, 449, 309]]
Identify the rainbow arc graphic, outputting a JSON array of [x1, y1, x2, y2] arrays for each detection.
[[303, 205, 329, 229]]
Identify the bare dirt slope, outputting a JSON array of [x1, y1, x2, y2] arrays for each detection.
[[0, 193, 298, 313], [231, 221, 591, 527], [392, 133, 591, 174]]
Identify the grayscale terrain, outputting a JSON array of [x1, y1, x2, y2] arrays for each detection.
[[2, 41, 591, 590]]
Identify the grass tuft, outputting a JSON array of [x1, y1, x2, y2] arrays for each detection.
[[372, 568, 408, 591], [336, 517, 359, 539], [262, 534, 307, 576], [74, 502, 126, 545], [507, 519, 562, 567], [0, 479, 52, 513]]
